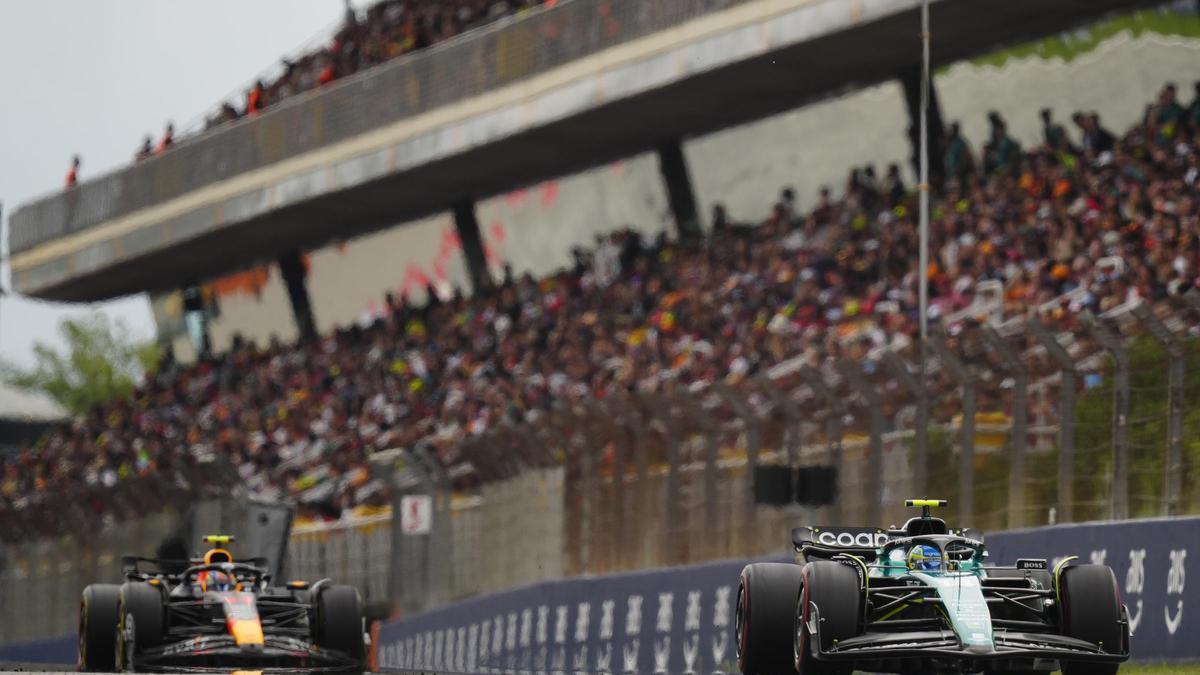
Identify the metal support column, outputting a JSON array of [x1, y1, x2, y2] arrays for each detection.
[[981, 325, 1028, 529], [1080, 311, 1130, 521], [452, 198, 493, 295], [277, 250, 317, 342], [656, 139, 702, 241], [1026, 319, 1077, 524], [837, 360, 884, 527]]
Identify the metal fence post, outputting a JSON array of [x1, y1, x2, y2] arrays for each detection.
[[602, 396, 630, 571], [415, 444, 452, 606], [1026, 318, 1077, 524], [837, 359, 884, 526], [368, 448, 408, 614], [1080, 311, 1130, 521], [641, 392, 681, 567], [1132, 304, 1185, 516], [629, 396, 653, 569], [928, 333, 977, 526], [981, 325, 1028, 529], [678, 390, 719, 561], [881, 350, 925, 497], [800, 365, 844, 521], [720, 380, 762, 554]]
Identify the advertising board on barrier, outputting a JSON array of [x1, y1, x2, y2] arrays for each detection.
[[985, 516, 1195, 662], [377, 516, 1199, 670], [377, 558, 746, 674]]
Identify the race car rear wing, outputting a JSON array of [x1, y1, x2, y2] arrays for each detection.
[[122, 555, 272, 580], [791, 524, 985, 562], [791, 526, 889, 561]]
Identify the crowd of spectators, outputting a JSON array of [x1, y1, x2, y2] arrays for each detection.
[[21, 82, 1200, 524], [124, 0, 549, 168]]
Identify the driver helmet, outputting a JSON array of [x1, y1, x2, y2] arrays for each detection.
[[203, 570, 234, 592], [908, 544, 943, 572]]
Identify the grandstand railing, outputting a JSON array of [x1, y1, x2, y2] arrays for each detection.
[[9, 0, 756, 256], [286, 291, 1200, 614]]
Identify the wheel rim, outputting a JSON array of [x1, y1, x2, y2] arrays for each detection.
[[78, 598, 87, 669], [734, 580, 747, 663], [795, 567, 812, 673]]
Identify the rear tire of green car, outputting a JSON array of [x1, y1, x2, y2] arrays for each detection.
[[794, 561, 859, 675], [737, 562, 803, 675]]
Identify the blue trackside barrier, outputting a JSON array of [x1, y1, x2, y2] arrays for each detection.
[[5, 517, 1196, 667], [984, 516, 1197, 662], [376, 557, 751, 674], [0, 632, 75, 664]]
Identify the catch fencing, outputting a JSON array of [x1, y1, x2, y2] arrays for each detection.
[[0, 463, 242, 645], [9, 0, 756, 254], [288, 291, 1200, 615]]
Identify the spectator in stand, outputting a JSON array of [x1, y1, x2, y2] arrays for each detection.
[[1152, 83, 1186, 128], [156, 123, 175, 154], [135, 135, 153, 162], [883, 163, 905, 207], [983, 111, 1020, 175], [1040, 108, 1069, 152], [1190, 81, 1200, 128], [943, 122, 974, 181], [65, 155, 80, 189], [1075, 111, 1116, 154], [247, 80, 267, 117]]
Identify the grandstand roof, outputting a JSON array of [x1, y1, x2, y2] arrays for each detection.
[[10, 0, 1157, 301]]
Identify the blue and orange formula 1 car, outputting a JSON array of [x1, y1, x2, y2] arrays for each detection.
[[736, 500, 1131, 675], [78, 535, 365, 673]]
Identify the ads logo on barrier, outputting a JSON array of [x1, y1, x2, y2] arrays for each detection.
[[1126, 548, 1146, 634], [1165, 549, 1186, 635]]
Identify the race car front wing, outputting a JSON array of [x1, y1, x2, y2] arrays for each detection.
[[804, 603, 1131, 669], [130, 634, 362, 673]]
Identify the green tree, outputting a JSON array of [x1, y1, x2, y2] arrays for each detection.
[[1, 314, 160, 416]]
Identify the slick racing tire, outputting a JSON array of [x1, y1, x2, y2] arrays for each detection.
[[794, 561, 860, 675], [1059, 564, 1125, 675], [116, 582, 165, 672], [736, 563, 802, 675], [315, 584, 367, 663], [79, 584, 121, 672]]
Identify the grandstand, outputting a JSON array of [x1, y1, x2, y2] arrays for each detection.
[[3, 0, 1200, 657]]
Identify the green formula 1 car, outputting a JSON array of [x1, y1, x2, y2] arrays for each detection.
[[736, 500, 1131, 675]]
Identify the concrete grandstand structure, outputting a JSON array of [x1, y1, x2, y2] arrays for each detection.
[[9, 0, 1161, 344]]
